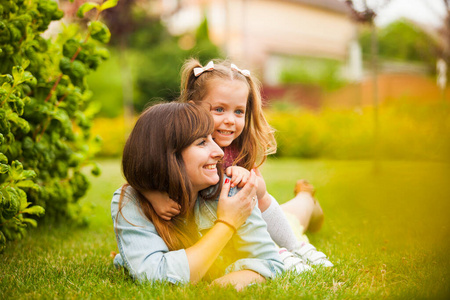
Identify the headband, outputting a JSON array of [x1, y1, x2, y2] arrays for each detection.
[[193, 61, 251, 78], [194, 61, 214, 77], [231, 63, 251, 77]]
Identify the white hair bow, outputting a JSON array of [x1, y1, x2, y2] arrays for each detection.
[[231, 63, 251, 77], [194, 61, 214, 77]]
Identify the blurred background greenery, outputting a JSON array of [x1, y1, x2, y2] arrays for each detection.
[[72, 0, 449, 162], [2, 0, 449, 297]]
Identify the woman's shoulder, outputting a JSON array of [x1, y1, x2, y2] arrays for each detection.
[[111, 185, 152, 227], [113, 184, 137, 197], [111, 185, 140, 209], [113, 184, 138, 198]]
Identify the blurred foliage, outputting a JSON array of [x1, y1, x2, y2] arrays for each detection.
[[86, 49, 123, 118], [267, 100, 450, 161], [133, 17, 222, 112], [93, 99, 450, 162], [97, 0, 222, 115], [279, 57, 347, 91], [0, 0, 114, 252], [91, 115, 132, 157], [359, 19, 439, 71]]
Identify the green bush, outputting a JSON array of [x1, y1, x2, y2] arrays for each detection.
[[267, 101, 450, 161], [0, 0, 116, 252], [92, 99, 450, 162], [279, 56, 346, 91]]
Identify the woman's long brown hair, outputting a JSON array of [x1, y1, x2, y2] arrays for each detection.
[[118, 102, 222, 250], [180, 58, 277, 170]]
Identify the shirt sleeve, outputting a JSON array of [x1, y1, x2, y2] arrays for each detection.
[[196, 182, 285, 279], [226, 200, 285, 279], [111, 186, 190, 284]]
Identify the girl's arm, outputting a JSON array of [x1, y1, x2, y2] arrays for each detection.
[[141, 190, 180, 221], [254, 168, 271, 212], [225, 166, 250, 188], [226, 166, 271, 212]]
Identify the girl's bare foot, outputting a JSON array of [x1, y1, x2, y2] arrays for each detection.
[[294, 180, 324, 232], [294, 179, 315, 196]]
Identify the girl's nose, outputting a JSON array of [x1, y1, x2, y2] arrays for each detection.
[[224, 115, 235, 125]]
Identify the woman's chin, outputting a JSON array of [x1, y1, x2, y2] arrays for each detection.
[[195, 175, 220, 192], [207, 175, 220, 187]]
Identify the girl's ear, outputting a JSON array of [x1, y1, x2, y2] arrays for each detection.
[[188, 100, 195, 105]]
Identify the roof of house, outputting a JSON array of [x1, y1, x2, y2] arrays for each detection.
[[283, 0, 351, 14]]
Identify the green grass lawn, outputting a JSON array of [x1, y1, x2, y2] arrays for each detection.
[[1, 158, 449, 299]]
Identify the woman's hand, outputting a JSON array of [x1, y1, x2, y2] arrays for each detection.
[[226, 166, 251, 188], [142, 190, 181, 221], [217, 170, 258, 229], [211, 270, 265, 291]]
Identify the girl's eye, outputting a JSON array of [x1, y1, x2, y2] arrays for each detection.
[[235, 109, 244, 115], [214, 107, 224, 113]]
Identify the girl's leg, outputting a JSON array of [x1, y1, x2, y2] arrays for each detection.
[[280, 180, 324, 233], [260, 181, 333, 268], [259, 192, 302, 251]]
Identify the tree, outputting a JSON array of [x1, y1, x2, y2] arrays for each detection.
[[345, 0, 390, 173], [132, 16, 222, 112], [438, 0, 450, 91], [359, 19, 439, 71]]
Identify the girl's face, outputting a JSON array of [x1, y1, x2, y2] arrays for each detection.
[[201, 79, 249, 148], [181, 134, 224, 193]]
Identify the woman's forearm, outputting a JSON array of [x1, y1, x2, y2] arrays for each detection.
[[211, 270, 265, 291], [185, 222, 235, 283]]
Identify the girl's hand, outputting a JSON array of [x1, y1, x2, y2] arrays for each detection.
[[142, 190, 181, 221], [226, 166, 251, 188], [217, 170, 258, 229]]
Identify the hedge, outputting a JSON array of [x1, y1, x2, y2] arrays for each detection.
[[0, 0, 117, 252]]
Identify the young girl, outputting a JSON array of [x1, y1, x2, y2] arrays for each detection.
[[150, 59, 332, 270]]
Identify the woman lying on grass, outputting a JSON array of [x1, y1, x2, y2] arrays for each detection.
[[111, 102, 284, 290]]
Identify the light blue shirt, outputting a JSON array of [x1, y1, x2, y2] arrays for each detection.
[[111, 183, 284, 284]]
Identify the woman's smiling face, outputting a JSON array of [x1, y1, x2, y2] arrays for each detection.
[[181, 134, 224, 193]]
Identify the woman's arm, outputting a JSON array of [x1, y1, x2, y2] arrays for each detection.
[[225, 201, 285, 279], [186, 171, 258, 283], [112, 172, 258, 284], [192, 177, 285, 290], [211, 270, 265, 291], [112, 187, 190, 283], [219, 180, 285, 281]]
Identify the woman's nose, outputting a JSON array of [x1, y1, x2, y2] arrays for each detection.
[[210, 140, 224, 159]]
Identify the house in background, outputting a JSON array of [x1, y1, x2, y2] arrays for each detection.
[[161, 0, 360, 85]]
